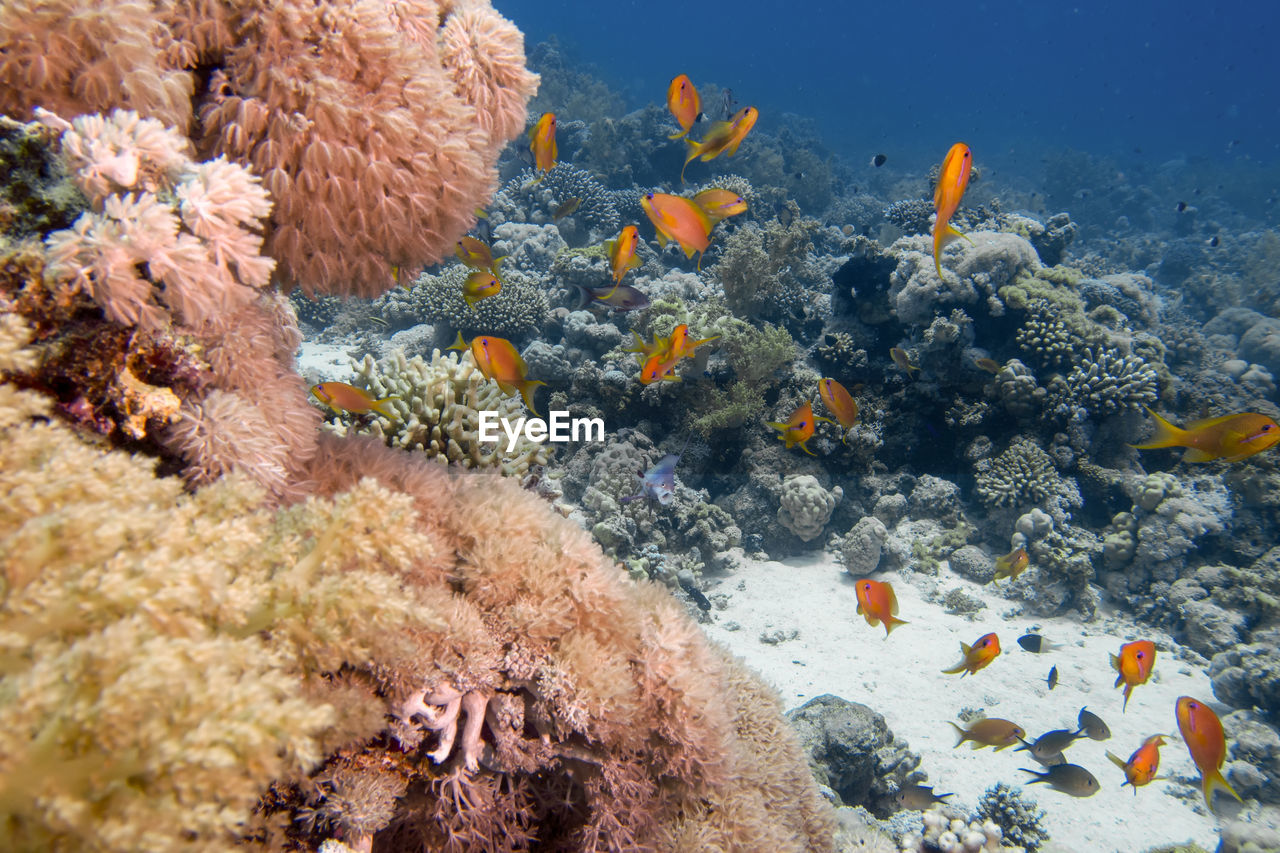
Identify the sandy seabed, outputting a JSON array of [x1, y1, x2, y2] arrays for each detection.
[[700, 551, 1256, 853]]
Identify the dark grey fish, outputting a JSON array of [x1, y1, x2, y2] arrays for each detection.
[[1076, 707, 1111, 741], [1016, 728, 1084, 762], [680, 578, 711, 611], [895, 785, 954, 810], [1017, 633, 1060, 654], [1047, 665, 1059, 691], [1020, 763, 1100, 797], [572, 283, 649, 312]]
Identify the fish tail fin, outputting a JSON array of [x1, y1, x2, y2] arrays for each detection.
[[1131, 407, 1187, 450], [1106, 751, 1127, 770], [519, 380, 547, 418], [800, 441, 817, 457], [571, 283, 591, 310], [668, 127, 689, 140], [448, 331, 468, 352], [371, 396, 400, 420], [934, 251, 945, 280], [884, 615, 908, 636], [948, 722, 969, 749], [940, 662, 967, 675], [1203, 768, 1244, 809], [681, 139, 700, 184]]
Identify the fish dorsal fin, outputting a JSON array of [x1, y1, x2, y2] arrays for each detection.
[[1184, 413, 1248, 431]]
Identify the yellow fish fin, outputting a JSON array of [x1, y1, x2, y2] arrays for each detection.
[[1131, 407, 1187, 449], [371, 396, 400, 420], [1106, 751, 1128, 771], [518, 380, 546, 418], [1182, 447, 1218, 462], [1203, 768, 1244, 810]]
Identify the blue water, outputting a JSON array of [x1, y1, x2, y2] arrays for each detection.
[[499, 0, 1280, 171]]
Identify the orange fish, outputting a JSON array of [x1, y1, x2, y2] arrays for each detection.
[[528, 112, 557, 178], [974, 357, 1002, 374], [1106, 734, 1167, 792], [950, 718, 1026, 751], [889, 346, 920, 374], [310, 382, 398, 419], [681, 105, 759, 182], [1131, 408, 1280, 462], [604, 225, 642, 295], [667, 324, 719, 360], [449, 332, 546, 416], [853, 578, 907, 637], [625, 330, 676, 363], [456, 236, 503, 275], [640, 351, 682, 385], [992, 547, 1029, 583], [462, 269, 501, 309], [766, 401, 833, 456], [942, 632, 1001, 676], [666, 74, 701, 140], [1176, 696, 1244, 811], [692, 187, 748, 225], [1111, 640, 1156, 712], [932, 142, 974, 278], [817, 378, 858, 442], [641, 192, 714, 267]]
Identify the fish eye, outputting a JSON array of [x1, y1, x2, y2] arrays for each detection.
[[1137, 651, 1144, 659]]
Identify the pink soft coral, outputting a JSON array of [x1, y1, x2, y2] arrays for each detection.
[[3, 0, 539, 299]]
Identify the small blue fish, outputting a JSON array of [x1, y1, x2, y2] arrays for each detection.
[[621, 436, 690, 505], [572, 283, 650, 311]]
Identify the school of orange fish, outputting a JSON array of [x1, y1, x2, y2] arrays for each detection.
[[855, 575, 1243, 811], [303, 72, 1280, 818]]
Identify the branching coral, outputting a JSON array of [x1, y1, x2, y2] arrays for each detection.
[[1055, 346, 1159, 417], [375, 265, 547, 338], [323, 349, 550, 478], [974, 437, 1071, 509]]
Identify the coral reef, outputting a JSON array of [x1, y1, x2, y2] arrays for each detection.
[[973, 783, 1049, 852], [1, 0, 540, 297], [321, 349, 551, 478], [787, 695, 924, 819], [0, 309, 837, 850], [777, 474, 843, 542]]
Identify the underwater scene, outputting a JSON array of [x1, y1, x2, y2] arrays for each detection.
[[2, 1, 1280, 851]]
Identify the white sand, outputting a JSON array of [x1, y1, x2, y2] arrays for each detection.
[[701, 551, 1235, 852]]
